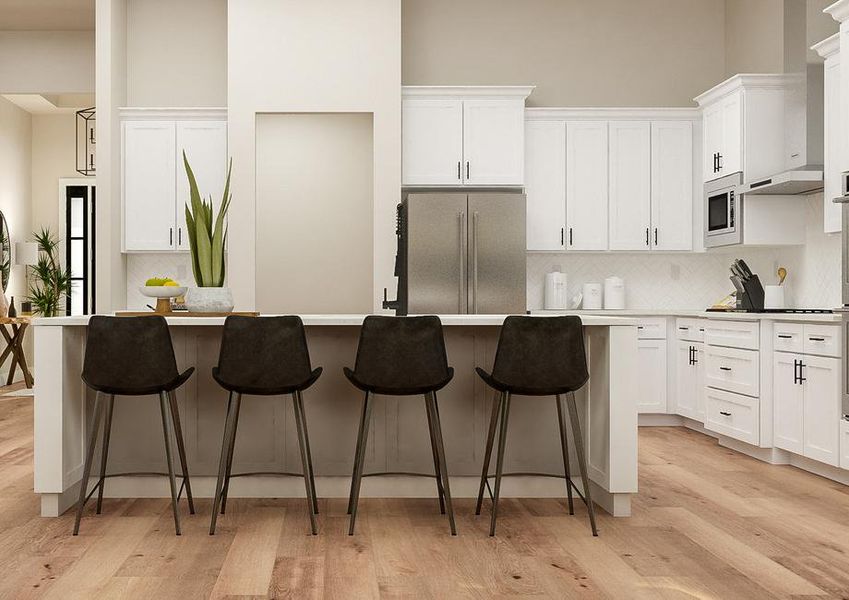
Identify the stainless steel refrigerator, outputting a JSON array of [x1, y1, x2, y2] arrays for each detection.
[[393, 192, 526, 315]]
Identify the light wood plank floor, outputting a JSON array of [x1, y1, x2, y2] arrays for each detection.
[[2, 385, 849, 599]]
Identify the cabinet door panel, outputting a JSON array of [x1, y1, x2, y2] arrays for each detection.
[[609, 121, 651, 251], [703, 103, 722, 181], [525, 120, 566, 250], [176, 121, 228, 250], [463, 98, 525, 185], [695, 343, 706, 420], [638, 339, 667, 413], [720, 91, 742, 176], [651, 121, 693, 250], [824, 55, 842, 233], [402, 98, 463, 185], [123, 121, 176, 251], [566, 121, 608, 250], [676, 341, 698, 419], [773, 352, 804, 454], [803, 355, 841, 466]]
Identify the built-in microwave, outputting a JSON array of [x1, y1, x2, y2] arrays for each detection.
[[704, 172, 743, 248]]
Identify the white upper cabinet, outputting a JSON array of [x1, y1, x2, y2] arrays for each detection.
[[525, 120, 566, 251], [813, 33, 842, 234], [176, 121, 229, 250], [695, 75, 786, 183], [651, 121, 693, 251], [566, 121, 609, 250], [123, 121, 177, 251], [401, 98, 463, 185], [608, 121, 651, 251], [401, 87, 533, 186], [122, 109, 228, 252], [463, 98, 526, 185]]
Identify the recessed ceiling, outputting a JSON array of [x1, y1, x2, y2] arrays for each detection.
[[2, 94, 94, 114], [0, 0, 94, 31]]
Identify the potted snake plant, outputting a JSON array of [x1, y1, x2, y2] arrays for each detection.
[[183, 152, 234, 312]]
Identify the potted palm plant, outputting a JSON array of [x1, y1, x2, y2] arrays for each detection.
[[28, 228, 72, 317], [183, 152, 234, 312]]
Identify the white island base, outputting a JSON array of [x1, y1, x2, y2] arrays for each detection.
[[33, 314, 639, 518]]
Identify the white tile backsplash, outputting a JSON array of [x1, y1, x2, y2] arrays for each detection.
[[528, 194, 841, 311], [126, 253, 193, 310]]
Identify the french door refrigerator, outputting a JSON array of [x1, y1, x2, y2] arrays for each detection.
[[396, 192, 526, 315]]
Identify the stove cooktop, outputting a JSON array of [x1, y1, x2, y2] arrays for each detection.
[[759, 309, 833, 314]]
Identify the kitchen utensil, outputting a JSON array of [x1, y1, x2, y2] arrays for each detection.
[[603, 276, 625, 309], [582, 283, 602, 310], [777, 267, 787, 285], [139, 286, 188, 314], [737, 259, 753, 279], [764, 285, 785, 309], [544, 271, 568, 310]]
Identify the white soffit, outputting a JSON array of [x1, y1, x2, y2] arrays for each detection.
[[1, 93, 94, 114]]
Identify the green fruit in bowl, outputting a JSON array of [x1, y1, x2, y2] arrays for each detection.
[[145, 277, 177, 287]]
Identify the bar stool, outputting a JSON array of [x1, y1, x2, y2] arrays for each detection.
[[209, 316, 322, 535], [344, 315, 456, 536], [475, 315, 598, 537], [75, 316, 195, 536]]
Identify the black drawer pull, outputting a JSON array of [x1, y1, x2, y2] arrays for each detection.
[[777, 334, 792, 339], [719, 366, 732, 371], [719, 411, 732, 417], [808, 337, 826, 342], [679, 326, 688, 330]]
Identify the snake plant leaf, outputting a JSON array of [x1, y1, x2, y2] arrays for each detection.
[[210, 161, 232, 286], [185, 204, 201, 286]]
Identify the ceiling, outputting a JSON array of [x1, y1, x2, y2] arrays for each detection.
[[0, 0, 94, 31], [1, 94, 95, 114]]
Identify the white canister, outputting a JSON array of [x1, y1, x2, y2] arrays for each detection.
[[544, 271, 568, 310], [582, 283, 603, 310], [764, 285, 785, 310], [604, 277, 626, 310]]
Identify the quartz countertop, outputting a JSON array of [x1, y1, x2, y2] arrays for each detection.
[[533, 309, 844, 323], [34, 313, 640, 327]]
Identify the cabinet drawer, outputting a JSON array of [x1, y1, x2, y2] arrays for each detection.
[[705, 387, 759, 446], [705, 345, 759, 397], [676, 318, 705, 342], [637, 318, 667, 340], [841, 419, 849, 470], [774, 323, 803, 354], [803, 324, 842, 358], [704, 319, 759, 350]]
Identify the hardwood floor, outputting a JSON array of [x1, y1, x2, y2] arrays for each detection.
[[1, 385, 849, 599]]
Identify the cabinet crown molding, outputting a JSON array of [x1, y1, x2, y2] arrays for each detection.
[[119, 107, 227, 120], [402, 85, 534, 99], [825, 0, 849, 23], [694, 74, 792, 107], [812, 33, 840, 59], [525, 107, 700, 121]]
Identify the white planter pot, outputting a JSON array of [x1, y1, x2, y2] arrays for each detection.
[[184, 287, 234, 313]]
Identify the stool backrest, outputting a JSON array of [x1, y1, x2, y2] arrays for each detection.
[[82, 316, 180, 392], [351, 315, 450, 392], [491, 315, 588, 393], [215, 315, 313, 388]]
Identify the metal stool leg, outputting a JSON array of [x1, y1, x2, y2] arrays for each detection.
[[296, 391, 319, 515], [489, 392, 512, 536], [426, 392, 456, 536], [347, 391, 369, 515], [424, 394, 446, 515], [556, 395, 575, 515], [220, 393, 243, 515], [168, 391, 195, 514], [476, 391, 503, 515], [348, 391, 373, 535], [73, 391, 105, 535], [158, 391, 182, 535], [566, 391, 598, 536], [293, 393, 318, 535], [96, 394, 115, 514], [210, 392, 239, 535]]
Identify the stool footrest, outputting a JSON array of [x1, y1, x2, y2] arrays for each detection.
[[482, 472, 589, 506]]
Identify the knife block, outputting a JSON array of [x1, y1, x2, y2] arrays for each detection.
[[731, 274, 765, 312]]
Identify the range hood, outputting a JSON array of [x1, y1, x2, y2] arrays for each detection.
[[739, 2, 825, 197]]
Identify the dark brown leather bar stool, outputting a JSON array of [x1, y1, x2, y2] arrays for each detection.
[[75, 316, 195, 536], [209, 316, 322, 535], [475, 315, 598, 537], [344, 315, 456, 536]]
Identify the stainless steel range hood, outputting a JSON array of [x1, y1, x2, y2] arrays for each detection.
[[738, 165, 823, 195]]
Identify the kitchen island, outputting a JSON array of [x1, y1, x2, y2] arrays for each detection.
[[33, 314, 639, 518]]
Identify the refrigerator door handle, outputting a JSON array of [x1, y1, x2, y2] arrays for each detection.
[[459, 211, 466, 313], [472, 211, 479, 313]]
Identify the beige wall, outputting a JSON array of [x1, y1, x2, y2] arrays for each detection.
[[0, 31, 95, 94], [0, 97, 32, 307], [31, 114, 80, 235], [227, 0, 401, 312], [255, 113, 374, 313], [724, 0, 785, 76], [402, 0, 726, 107], [126, 0, 228, 107]]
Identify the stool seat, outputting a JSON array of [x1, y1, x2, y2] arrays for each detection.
[[213, 365, 322, 396], [474, 367, 578, 397], [83, 367, 195, 396], [343, 366, 453, 396]]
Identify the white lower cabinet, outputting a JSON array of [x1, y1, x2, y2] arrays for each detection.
[[676, 340, 704, 422], [841, 419, 849, 469], [773, 351, 841, 467], [637, 338, 668, 413], [704, 345, 759, 398], [704, 387, 760, 445]]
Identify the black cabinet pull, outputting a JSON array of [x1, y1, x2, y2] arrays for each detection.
[[808, 337, 826, 342], [719, 366, 732, 371], [569, 227, 573, 246], [561, 227, 564, 247], [457, 161, 461, 180], [466, 161, 470, 180], [777, 334, 792, 339], [645, 227, 649, 246], [719, 410, 731, 417], [717, 153, 723, 170], [798, 361, 806, 384], [654, 228, 658, 246], [178, 228, 182, 246], [679, 326, 689, 330], [169, 227, 173, 246], [793, 359, 799, 384], [713, 152, 718, 172]]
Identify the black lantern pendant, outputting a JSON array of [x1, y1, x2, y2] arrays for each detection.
[[75, 107, 96, 176]]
